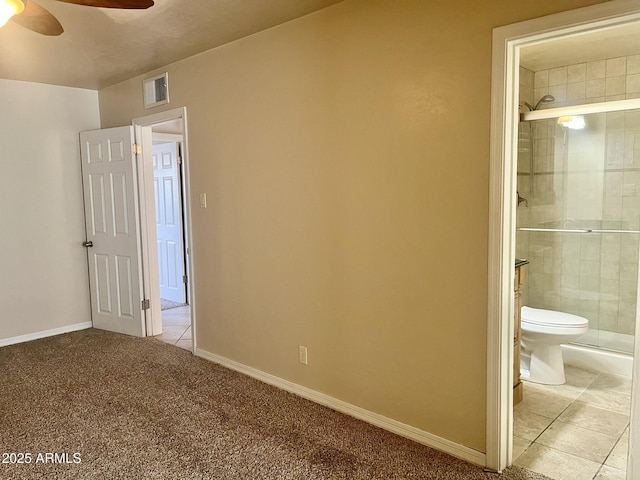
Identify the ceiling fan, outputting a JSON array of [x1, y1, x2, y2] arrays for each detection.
[[0, 0, 154, 36]]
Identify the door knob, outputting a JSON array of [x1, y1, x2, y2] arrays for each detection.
[[82, 241, 94, 248]]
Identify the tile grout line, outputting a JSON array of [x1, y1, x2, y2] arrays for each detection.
[[514, 389, 575, 471], [600, 427, 630, 475], [516, 370, 630, 479], [519, 371, 595, 443], [160, 306, 192, 346], [530, 371, 609, 469]]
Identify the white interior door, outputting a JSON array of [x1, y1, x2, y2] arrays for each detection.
[[80, 126, 146, 337], [153, 142, 186, 304]]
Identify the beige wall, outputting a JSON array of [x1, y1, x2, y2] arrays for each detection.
[[99, 0, 608, 453], [0, 79, 99, 342]]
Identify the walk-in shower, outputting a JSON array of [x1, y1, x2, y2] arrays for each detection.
[[516, 98, 640, 358]]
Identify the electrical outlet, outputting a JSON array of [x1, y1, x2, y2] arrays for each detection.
[[298, 346, 308, 365]]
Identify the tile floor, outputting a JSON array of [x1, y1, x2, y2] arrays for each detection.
[[514, 365, 631, 480], [155, 305, 192, 351]]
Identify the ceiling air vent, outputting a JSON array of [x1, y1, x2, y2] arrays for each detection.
[[143, 72, 169, 109]]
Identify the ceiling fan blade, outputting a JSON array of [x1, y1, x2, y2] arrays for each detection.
[[11, 1, 64, 36], [53, 0, 154, 8]]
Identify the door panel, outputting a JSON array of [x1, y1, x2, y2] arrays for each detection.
[[112, 173, 131, 235], [80, 126, 146, 337], [153, 142, 186, 304], [94, 253, 111, 314], [88, 175, 107, 235]]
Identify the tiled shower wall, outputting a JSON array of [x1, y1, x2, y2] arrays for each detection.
[[532, 55, 640, 106], [516, 56, 640, 346]]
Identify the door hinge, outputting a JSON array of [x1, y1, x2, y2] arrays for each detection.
[[178, 156, 183, 165], [132, 143, 142, 155], [141, 299, 150, 310], [183, 275, 188, 284]]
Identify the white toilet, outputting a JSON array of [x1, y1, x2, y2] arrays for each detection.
[[520, 306, 589, 385]]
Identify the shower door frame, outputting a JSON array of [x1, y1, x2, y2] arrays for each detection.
[[520, 100, 640, 354], [487, 0, 640, 474]]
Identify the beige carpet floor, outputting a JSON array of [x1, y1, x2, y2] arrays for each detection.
[[0, 329, 551, 479]]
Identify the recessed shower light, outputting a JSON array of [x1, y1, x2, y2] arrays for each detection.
[[557, 115, 585, 129]]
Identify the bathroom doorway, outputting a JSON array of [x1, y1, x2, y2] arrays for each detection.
[[487, 2, 640, 477], [512, 86, 640, 477]]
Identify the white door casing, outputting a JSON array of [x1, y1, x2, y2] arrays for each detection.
[[153, 142, 186, 304], [80, 126, 146, 337], [488, 1, 640, 475]]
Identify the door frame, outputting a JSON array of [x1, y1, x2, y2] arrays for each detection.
[[133, 107, 196, 351], [487, 0, 640, 473]]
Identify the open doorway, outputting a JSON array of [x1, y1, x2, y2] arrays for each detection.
[[153, 135, 187, 306], [152, 124, 191, 350], [487, 2, 640, 477], [133, 107, 195, 352]]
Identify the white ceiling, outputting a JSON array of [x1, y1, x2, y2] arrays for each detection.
[[520, 21, 640, 72], [0, 0, 343, 90], [2, 2, 637, 91]]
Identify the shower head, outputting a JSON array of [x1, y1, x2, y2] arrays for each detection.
[[533, 94, 555, 110]]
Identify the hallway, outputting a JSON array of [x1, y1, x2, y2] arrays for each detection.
[[156, 305, 191, 350]]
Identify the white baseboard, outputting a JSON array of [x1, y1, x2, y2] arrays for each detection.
[[0, 322, 93, 347], [195, 348, 486, 467]]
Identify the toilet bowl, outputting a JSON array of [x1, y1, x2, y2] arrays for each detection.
[[520, 306, 589, 385]]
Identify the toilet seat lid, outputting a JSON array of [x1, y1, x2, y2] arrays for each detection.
[[521, 306, 588, 328]]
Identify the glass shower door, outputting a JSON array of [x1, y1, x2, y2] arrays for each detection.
[[516, 109, 640, 354]]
